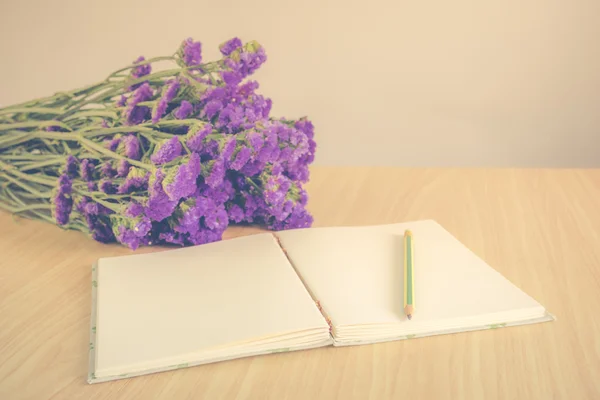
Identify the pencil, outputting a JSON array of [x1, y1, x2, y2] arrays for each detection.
[[404, 229, 414, 320]]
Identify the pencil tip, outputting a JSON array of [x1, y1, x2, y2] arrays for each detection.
[[407, 314, 412, 320]]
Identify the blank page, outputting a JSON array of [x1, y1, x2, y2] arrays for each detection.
[[95, 233, 328, 377], [275, 220, 545, 330]]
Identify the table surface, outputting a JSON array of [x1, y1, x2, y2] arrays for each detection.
[[1, 167, 599, 400]]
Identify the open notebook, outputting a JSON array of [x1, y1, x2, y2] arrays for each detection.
[[87, 219, 554, 383]]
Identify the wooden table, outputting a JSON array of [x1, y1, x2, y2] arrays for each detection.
[[1, 167, 599, 400]]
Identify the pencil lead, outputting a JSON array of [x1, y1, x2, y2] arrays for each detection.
[[407, 314, 412, 320]]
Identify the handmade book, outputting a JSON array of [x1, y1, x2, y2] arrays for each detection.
[[87, 219, 554, 383]]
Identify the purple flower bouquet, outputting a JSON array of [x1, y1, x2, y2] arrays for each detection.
[[0, 38, 316, 249]]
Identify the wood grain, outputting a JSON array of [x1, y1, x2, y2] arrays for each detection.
[[1, 167, 599, 400]]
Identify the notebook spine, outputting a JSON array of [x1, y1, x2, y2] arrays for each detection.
[[315, 300, 333, 334], [272, 233, 334, 335]]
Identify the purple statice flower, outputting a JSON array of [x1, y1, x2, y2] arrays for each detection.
[[100, 161, 116, 178], [224, 41, 267, 79], [219, 37, 242, 56], [221, 70, 242, 86], [65, 155, 79, 178], [123, 82, 153, 125], [228, 204, 244, 223], [113, 215, 153, 250], [267, 204, 313, 230], [118, 167, 149, 194], [105, 136, 121, 151], [216, 104, 245, 133], [230, 146, 252, 171], [118, 134, 142, 160], [179, 38, 202, 66], [87, 181, 97, 191], [199, 178, 235, 204], [131, 56, 151, 79], [150, 136, 182, 165], [186, 123, 212, 152], [247, 131, 264, 152], [202, 100, 223, 119], [294, 117, 315, 139], [101, 119, 109, 128], [145, 169, 179, 222], [221, 137, 237, 163], [172, 198, 204, 236], [205, 158, 225, 189], [124, 202, 145, 218], [159, 231, 185, 246], [99, 179, 117, 194], [162, 153, 201, 201], [174, 100, 193, 119], [117, 160, 130, 177], [188, 225, 225, 246], [117, 95, 127, 107], [52, 174, 73, 225], [152, 79, 180, 123], [77, 197, 115, 243], [204, 204, 228, 231]]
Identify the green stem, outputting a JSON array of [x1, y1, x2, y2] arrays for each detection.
[[0, 120, 72, 132], [0, 107, 65, 116], [19, 158, 66, 172], [108, 56, 177, 77], [0, 161, 56, 186]]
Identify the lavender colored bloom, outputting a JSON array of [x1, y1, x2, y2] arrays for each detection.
[[204, 205, 228, 231], [117, 160, 130, 177], [159, 231, 186, 246], [117, 95, 127, 107], [221, 70, 242, 86], [228, 204, 244, 223], [105, 136, 121, 151], [219, 37, 242, 56], [230, 146, 252, 171], [87, 181, 97, 191], [101, 120, 109, 128], [221, 137, 237, 163], [247, 131, 264, 152], [294, 117, 315, 139], [145, 169, 179, 222], [188, 229, 219, 246], [180, 38, 202, 66], [202, 100, 223, 119], [100, 161, 116, 178], [118, 134, 142, 160], [162, 153, 201, 201], [216, 104, 245, 133], [225, 41, 267, 79], [65, 155, 79, 178], [131, 56, 151, 79], [186, 124, 212, 152], [268, 204, 313, 230], [125, 202, 145, 218], [205, 158, 225, 189], [99, 179, 117, 194], [123, 82, 153, 125], [152, 79, 180, 123], [173, 198, 204, 235], [113, 215, 153, 250], [118, 167, 149, 194], [150, 136, 182, 165], [174, 100, 193, 119], [52, 174, 73, 225]]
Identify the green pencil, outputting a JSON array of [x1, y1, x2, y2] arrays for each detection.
[[404, 229, 414, 320]]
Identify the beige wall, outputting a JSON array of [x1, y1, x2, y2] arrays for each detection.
[[1, 0, 599, 167]]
